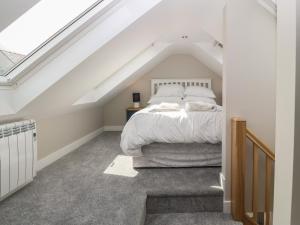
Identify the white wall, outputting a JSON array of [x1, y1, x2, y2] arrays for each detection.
[[103, 54, 222, 126], [0, 106, 103, 160], [223, 0, 276, 206], [36, 106, 103, 160], [273, 0, 299, 224], [291, 19, 300, 223]]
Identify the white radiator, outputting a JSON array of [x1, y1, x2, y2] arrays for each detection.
[[0, 120, 37, 200]]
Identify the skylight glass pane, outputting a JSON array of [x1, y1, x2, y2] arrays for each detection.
[[0, 0, 101, 77]]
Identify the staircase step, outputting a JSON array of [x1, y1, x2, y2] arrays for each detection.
[[146, 194, 223, 214], [145, 212, 243, 225]]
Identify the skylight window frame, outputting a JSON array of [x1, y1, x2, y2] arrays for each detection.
[[0, 0, 120, 86]]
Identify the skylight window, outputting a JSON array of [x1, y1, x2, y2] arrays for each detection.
[[0, 0, 102, 77]]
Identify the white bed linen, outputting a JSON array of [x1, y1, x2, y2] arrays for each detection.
[[120, 103, 223, 156]]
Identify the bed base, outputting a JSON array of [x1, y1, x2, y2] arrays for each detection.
[[132, 142, 222, 168]]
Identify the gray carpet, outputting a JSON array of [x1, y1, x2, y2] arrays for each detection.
[[145, 213, 242, 225], [0, 132, 223, 225], [146, 195, 223, 214]]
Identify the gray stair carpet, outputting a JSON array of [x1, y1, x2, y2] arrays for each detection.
[[145, 213, 243, 225], [146, 195, 223, 214], [0, 132, 223, 225]]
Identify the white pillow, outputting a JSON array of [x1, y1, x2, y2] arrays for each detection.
[[184, 86, 216, 98], [148, 96, 183, 104], [156, 85, 184, 97], [183, 96, 216, 105]]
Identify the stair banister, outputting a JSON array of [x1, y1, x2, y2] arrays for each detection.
[[231, 117, 275, 225]]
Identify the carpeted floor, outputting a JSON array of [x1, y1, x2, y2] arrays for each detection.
[[0, 132, 231, 225], [145, 213, 242, 225]]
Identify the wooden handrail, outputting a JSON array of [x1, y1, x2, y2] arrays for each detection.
[[246, 128, 275, 161], [231, 118, 275, 225]]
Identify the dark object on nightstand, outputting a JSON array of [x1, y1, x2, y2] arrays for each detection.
[[132, 93, 141, 108], [126, 107, 143, 121]]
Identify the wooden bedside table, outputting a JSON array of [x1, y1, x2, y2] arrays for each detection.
[[126, 107, 143, 121]]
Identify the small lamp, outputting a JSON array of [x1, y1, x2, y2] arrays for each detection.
[[132, 93, 140, 108]]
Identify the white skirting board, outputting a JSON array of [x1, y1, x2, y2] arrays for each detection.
[[103, 126, 124, 131], [37, 126, 124, 171], [223, 201, 231, 214], [219, 172, 231, 214], [37, 127, 104, 171]]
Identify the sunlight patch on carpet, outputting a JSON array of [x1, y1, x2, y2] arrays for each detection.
[[210, 185, 223, 190], [104, 155, 138, 177]]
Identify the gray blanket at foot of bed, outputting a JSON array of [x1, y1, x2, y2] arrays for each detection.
[[133, 142, 222, 168]]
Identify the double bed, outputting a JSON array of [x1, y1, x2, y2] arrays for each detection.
[[120, 79, 222, 168]]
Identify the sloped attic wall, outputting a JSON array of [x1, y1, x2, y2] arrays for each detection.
[[103, 54, 222, 126]]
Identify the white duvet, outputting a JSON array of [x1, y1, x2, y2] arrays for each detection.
[[120, 103, 223, 156]]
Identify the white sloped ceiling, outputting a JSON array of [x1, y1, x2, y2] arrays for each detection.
[[0, 0, 225, 118]]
